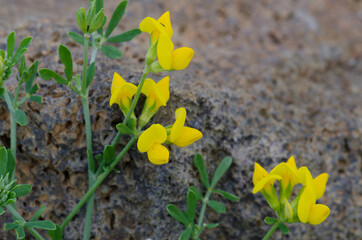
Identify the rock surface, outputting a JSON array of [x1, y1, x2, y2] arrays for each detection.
[[0, 0, 361, 239]]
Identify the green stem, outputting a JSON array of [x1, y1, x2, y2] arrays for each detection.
[[6, 205, 46, 240], [13, 80, 22, 108], [194, 189, 212, 239], [90, 33, 98, 64], [80, 33, 96, 240], [60, 136, 137, 230], [262, 221, 279, 240], [3, 90, 16, 177], [111, 67, 149, 147], [82, 35, 89, 94]]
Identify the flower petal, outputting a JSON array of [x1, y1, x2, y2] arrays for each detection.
[[298, 166, 313, 186], [252, 174, 281, 194], [308, 204, 330, 225], [253, 162, 268, 186], [147, 143, 169, 165], [157, 33, 174, 70], [286, 156, 298, 171], [313, 173, 328, 200], [139, 17, 157, 33], [156, 76, 170, 104], [137, 124, 167, 152], [171, 126, 202, 147], [141, 78, 156, 97], [297, 186, 315, 223], [157, 11, 173, 38], [169, 107, 186, 142], [111, 72, 126, 95], [171, 47, 194, 70]]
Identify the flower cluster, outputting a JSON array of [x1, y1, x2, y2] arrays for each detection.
[[110, 12, 202, 165], [253, 156, 330, 225]]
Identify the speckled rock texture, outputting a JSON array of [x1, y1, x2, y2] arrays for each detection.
[[0, 0, 361, 239]]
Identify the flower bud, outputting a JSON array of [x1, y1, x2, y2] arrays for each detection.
[[88, 9, 105, 34], [76, 8, 88, 33], [149, 61, 164, 73], [145, 40, 157, 65]]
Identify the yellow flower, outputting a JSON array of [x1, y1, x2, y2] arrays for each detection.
[[167, 107, 203, 147], [252, 162, 282, 210], [137, 124, 169, 165], [270, 156, 301, 197], [109, 72, 138, 112], [139, 11, 173, 45], [138, 76, 170, 127], [156, 33, 194, 71], [252, 162, 282, 195], [297, 167, 330, 225]]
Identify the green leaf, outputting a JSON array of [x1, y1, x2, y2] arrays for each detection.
[[103, 145, 115, 166], [107, 29, 141, 43], [30, 95, 42, 104], [207, 200, 226, 213], [15, 226, 25, 239], [189, 186, 202, 201], [179, 226, 192, 240], [116, 123, 134, 135], [213, 189, 239, 202], [193, 154, 209, 188], [279, 223, 289, 234], [30, 205, 46, 222], [210, 157, 232, 188], [12, 48, 28, 65], [86, 62, 96, 88], [100, 45, 122, 59], [264, 217, 278, 225], [186, 190, 197, 222], [68, 32, 90, 46], [7, 32, 15, 58], [166, 204, 189, 226], [58, 44, 73, 82], [18, 57, 26, 76], [5, 222, 19, 231], [0, 207, 5, 215], [39, 69, 68, 85], [14, 37, 32, 61], [105, 0, 128, 38], [0, 147, 8, 176], [205, 223, 219, 229], [12, 184, 32, 198], [25, 221, 56, 230], [0, 49, 5, 59], [48, 224, 63, 240], [20, 71, 29, 83], [14, 109, 28, 126], [95, 0, 104, 13], [97, 16, 107, 35], [25, 60, 39, 93]]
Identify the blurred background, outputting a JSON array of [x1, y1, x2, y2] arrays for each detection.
[[0, 0, 361, 239]]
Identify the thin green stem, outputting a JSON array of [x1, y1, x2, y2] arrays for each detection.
[[6, 205, 46, 240], [3, 90, 16, 177], [60, 136, 137, 230], [90, 33, 98, 64], [13, 81, 22, 108], [81, 35, 90, 95], [194, 189, 212, 239], [80, 33, 96, 240], [262, 221, 279, 240], [111, 67, 149, 147]]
